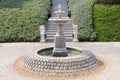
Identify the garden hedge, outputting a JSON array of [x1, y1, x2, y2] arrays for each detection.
[[0, 0, 28, 8], [94, 5, 120, 41], [68, 0, 96, 41], [0, 0, 50, 42], [96, 0, 120, 4]]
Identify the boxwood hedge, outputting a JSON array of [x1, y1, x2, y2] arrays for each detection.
[[68, 0, 96, 41], [96, 0, 120, 4], [0, 0, 28, 8], [0, 0, 50, 42], [93, 5, 120, 41]]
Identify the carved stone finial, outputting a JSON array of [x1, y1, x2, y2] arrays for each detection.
[[54, 4, 65, 19], [58, 4, 62, 11]]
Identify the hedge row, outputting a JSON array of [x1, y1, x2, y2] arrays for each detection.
[[94, 5, 120, 41], [0, 0, 28, 8], [96, 0, 120, 4], [0, 0, 50, 42], [68, 0, 96, 41]]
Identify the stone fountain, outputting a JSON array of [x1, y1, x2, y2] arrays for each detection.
[[16, 4, 101, 77], [49, 4, 71, 57]]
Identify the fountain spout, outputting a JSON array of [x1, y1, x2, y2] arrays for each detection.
[[55, 4, 64, 18]]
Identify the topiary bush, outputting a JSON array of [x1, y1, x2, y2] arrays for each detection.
[[93, 4, 120, 41], [0, 0, 50, 42], [68, 0, 96, 41]]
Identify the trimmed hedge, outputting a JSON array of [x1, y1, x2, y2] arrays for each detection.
[[68, 0, 96, 41], [0, 0, 50, 42], [0, 0, 29, 8], [94, 5, 120, 41], [96, 0, 120, 4]]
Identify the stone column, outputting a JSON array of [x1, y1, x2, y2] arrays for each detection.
[[73, 24, 78, 42], [40, 25, 46, 43]]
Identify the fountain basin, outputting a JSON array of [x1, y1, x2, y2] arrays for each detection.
[[38, 47, 80, 57], [49, 18, 71, 24], [21, 47, 100, 76]]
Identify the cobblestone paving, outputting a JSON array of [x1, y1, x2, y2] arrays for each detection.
[[0, 42, 120, 80]]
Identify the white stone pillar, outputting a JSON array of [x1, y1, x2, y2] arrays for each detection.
[[73, 24, 78, 42], [40, 25, 46, 43]]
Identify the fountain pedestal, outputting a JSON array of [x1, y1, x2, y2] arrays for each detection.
[[53, 24, 68, 57], [53, 35, 68, 57]]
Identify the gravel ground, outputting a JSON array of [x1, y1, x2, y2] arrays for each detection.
[[0, 42, 120, 80]]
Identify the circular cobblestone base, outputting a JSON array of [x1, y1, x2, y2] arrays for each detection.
[[18, 48, 101, 77]]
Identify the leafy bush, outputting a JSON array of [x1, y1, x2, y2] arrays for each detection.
[[68, 0, 96, 41], [0, 0, 28, 8], [96, 0, 120, 4], [93, 5, 120, 41], [0, 0, 50, 42]]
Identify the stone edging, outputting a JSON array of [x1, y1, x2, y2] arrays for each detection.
[[13, 54, 106, 80]]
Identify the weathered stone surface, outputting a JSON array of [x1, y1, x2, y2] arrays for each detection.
[[73, 24, 78, 42], [40, 25, 46, 43], [22, 50, 100, 76]]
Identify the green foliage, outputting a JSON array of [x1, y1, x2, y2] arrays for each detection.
[[94, 5, 120, 41], [0, 0, 50, 42], [68, 0, 96, 41], [96, 0, 120, 4], [0, 0, 29, 8]]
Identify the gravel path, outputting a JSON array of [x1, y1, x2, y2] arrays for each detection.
[[0, 42, 120, 80]]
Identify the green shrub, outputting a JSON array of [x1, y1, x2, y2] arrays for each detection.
[[93, 5, 120, 41], [68, 0, 96, 41], [0, 0, 29, 8], [0, 0, 50, 42], [96, 0, 120, 4]]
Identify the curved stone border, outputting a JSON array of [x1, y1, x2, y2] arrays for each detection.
[[13, 54, 106, 80], [22, 51, 98, 76], [16, 47, 102, 77]]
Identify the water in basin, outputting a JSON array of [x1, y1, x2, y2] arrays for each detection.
[[38, 47, 81, 57]]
